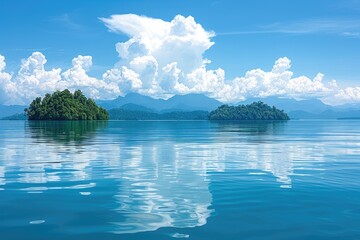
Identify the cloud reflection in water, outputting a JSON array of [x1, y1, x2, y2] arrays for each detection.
[[0, 120, 337, 235]]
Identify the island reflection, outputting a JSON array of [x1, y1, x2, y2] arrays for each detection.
[[26, 121, 108, 144]]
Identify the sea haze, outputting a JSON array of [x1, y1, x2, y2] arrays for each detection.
[[0, 120, 359, 239]]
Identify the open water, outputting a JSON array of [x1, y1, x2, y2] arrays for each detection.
[[0, 120, 359, 239]]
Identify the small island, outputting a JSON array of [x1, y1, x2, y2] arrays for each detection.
[[209, 101, 289, 120], [26, 89, 109, 120]]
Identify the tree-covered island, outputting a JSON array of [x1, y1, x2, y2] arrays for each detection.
[[209, 101, 289, 120], [25, 89, 109, 120]]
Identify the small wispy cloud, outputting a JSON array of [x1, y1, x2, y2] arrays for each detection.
[[5, 48, 49, 52], [49, 13, 83, 30], [343, 31, 360, 37], [263, 19, 360, 34], [217, 19, 360, 38], [216, 30, 272, 36]]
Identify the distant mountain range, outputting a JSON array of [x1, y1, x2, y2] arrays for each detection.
[[239, 97, 332, 114], [0, 105, 26, 119], [239, 97, 360, 119], [98, 94, 360, 119], [108, 108, 209, 120], [97, 93, 222, 112], [2, 93, 360, 120]]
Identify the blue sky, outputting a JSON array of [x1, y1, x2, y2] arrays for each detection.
[[0, 0, 360, 105]]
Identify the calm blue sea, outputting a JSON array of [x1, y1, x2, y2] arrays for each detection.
[[0, 120, 359, 240]]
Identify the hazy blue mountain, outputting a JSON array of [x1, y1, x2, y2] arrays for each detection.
[[108, 108, 209, 120], [288, 111, 317, 119], [289, 109, 360, 119], [334, 102, 360, 111], [119, 103, 155, 112], [1, 113, 27, 120], [240, 97, 333, 114], [238, 96, 360, 119], [0, 105, 26, 118], [98, 93, 222, 112], [164, 94, 222, 112], [97, 93, 166, 110]]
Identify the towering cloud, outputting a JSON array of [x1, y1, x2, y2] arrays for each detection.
[[0, 14, 359, 105], [100, 14, 223, 98]]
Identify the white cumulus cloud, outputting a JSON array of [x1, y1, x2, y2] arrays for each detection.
[[100, 14, 221, 97], [100, 14, 343, 103], [214, 57, 337, 102], [0, 14, 360, 105], [0, 55, 16, 105], [0, 53, 120, 105], [2, 52, 63, 105], [328, 87, 360, 105], [62, 55, 120, 99]]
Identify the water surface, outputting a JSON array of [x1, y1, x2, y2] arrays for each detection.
[[0, 120, 359, 239]]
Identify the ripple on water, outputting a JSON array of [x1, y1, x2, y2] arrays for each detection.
[[79, 192, 91, 196], [171, 233, 190, 238], [29, 220, 45, 225]]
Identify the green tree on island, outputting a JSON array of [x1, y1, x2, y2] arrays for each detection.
[[209, 101, 289, 120], [25, 89, 109, 120]]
